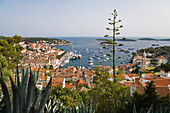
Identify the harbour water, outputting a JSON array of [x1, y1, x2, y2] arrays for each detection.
[[54, 37, 170, 69]]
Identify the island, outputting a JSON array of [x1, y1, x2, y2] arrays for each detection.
[[95, 38, 137, 45], [138, 38, 170, 41], [23, 37, 72, 45], [0, 36, 72, 45], [94, 38, 137, 41]]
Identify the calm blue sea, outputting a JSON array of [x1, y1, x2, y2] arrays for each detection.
[[53, 37, 170, 69]]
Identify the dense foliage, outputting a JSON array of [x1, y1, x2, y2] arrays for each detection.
[[0, 35, 23, 79], [125, 81, 170, 113], [51, 86, 83, 107], [161, 63, 170, 72]]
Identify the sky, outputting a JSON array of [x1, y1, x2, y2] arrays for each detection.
[[0, 0, 170, 37]]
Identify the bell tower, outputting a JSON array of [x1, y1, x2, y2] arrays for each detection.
[[141, 50, 146, 71]]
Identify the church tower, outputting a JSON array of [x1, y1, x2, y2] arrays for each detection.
[[141, 50, 146, 71]]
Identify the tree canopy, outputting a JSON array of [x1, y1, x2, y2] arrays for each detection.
[[0, 35, 23, 79]]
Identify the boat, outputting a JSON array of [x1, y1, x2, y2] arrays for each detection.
[[78, 52, 82, 58], [96, 57, 101, 60], [99, 51, 103, 53], [88, 60, 93, 63], [70, 56, 77, 60], [64, 59, 69, 63], [92, 55, 96, 58], [103, 59, 107, 62], [92, 54, 96, 58], [105, 58, 109, 60], [124, 50, 130, 53], [152, 44, 159, 46], [89, 62, 93, 66], [78, 54, 81, 58], [128, 48, 134, 50], [100, 60, 103, 63], [86, 48, 89, 53], [89, 57, 93, 60]]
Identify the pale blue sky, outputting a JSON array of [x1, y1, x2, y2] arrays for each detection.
[[1, 0, 170, 37]]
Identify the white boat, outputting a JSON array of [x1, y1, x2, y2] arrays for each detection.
[[100, 60, 103, 63], [92, 54, 96, 58], [96, 57, 101, 60], [89, 62, 93, 66], [103, 59, 107, 62], [102, 55, 106, 57], [64, 59, 69, 63], [89, 57, 93, 60], [88, 60, 93, 63], [105, 58, 109, 60], [86, 48, 89, 53], [78, 54, 82, 58]]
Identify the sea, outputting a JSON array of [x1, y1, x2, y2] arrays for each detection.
[[54, 37, 170, 69]]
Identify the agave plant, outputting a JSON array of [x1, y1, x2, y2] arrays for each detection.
[[45, 99, 96, 113], [133, 104, 170, 113], [0, 64, 52, 113]]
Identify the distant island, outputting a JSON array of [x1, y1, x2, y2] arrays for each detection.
[[138, 38, 170, 41], [23, 37, 72, 45], [94, 38, 137, 41], [94, 38, 137, 45], [0, 36, 72, 45]]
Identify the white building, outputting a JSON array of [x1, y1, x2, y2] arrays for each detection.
[[160, 69, 170, 78], [156, 56, 168, 66]]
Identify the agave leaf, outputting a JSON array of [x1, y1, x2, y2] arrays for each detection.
[[34, 70, 37, 83], [19, 67, 25, 111], [133, 105, 137, 113], [36, 77, 52, 113], [21, 67, 25, 86], [23, 68, 35, 113], [0, 77, 11, 113], [159, 104, 163, 113], [164, 106, 168, 113], [20, 68, 29, 112], [36, 66, 40, 82], [15, 63, 20, 89], [147, 104, 153, 113], [81, 103, 85, 113], [61, 107, 66, 113], [9, 75, 21, 113], [140, 107, 143, 113], [155, 106, 159, 113], [52, 104, 58, 113], [32, 69, 39, 105], [72, 105, 76, 113], [34, 81, 44, 107], [0, 68, 3, 78]]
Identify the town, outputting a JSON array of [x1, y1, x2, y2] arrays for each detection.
[[16, 40, 170, 97]]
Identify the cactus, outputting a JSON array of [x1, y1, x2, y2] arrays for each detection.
[[0, 64, 52, 113]]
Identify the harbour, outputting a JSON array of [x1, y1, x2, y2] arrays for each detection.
[[55, 37, 170, 69]]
